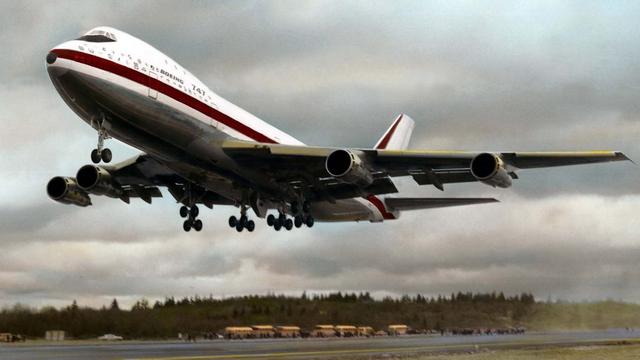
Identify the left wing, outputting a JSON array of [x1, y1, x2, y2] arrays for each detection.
[[222, 140, 630, 196], [385, 197, 499, 211]]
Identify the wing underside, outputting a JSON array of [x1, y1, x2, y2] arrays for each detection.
[[222, 140, 629, 199], [384, 197, 499, 211]]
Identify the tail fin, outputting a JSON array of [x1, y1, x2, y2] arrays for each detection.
[[374, 113, 415, 150]]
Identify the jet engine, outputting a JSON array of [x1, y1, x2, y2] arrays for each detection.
[[46, 176, 92, 207], [470, 153, 513, 188], [76, 165, 123, 198], [325, 149, 374, 187]]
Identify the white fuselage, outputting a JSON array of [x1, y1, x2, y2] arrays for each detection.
[[46, 27, 396, 222]]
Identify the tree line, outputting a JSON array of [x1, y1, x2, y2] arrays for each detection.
[[3, 291, 635, 339]]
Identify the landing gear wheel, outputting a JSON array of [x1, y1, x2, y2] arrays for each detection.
[[183, 220, 192, 232], [229, 216, 238, 228], [239, 215, 247, 227], [91, 149, 101, 164], [284, 218, 293, 231], [274, 221, 282, 231], [267, 214, 276, 226], [101, 148, 112, 163], [193, 219, 203, 232], [179, 206, 189, 218], [235, 222, 244, 232], [246, 220, 255, 232], [305, 216, 314, 228], [302, 201, 311, 213], [294, 216, 303, 228], [290, 201, 300, 215], [190, 205, 199, 218]]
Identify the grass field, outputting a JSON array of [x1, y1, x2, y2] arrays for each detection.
[[370, 343, 640, 360]]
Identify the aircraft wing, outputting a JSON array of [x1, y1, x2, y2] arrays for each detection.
[[87, 154, 174, 203], [92, 154, 234, 206], [384, 197, 499, 211], [222, 140, 629, 195]]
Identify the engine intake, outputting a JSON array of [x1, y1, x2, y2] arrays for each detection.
[[76, 165, 123, 198], [470, 153, 512, 188], [46, 176, 92, 207], [325, 149, 373, 187]]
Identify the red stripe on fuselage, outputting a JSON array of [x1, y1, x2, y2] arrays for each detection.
[[366, 195, 396, 220], [51, 48, 277, 144], [375, 114, 403, 150]]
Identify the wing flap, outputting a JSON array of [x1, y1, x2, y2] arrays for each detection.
[[385, 197, 499, 211]]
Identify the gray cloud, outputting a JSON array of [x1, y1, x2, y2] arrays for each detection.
[[0, 1, 639, 308]]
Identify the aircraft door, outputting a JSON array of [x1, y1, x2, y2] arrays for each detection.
[[148, 72, 158, 99]]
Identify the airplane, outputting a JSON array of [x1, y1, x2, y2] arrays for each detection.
[[45, 26, 630, 233]]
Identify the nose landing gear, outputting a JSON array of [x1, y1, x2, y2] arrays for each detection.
[[91, 116, 112, 164]]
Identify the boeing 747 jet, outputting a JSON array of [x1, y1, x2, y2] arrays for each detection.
[[46, 27, 629, 232]]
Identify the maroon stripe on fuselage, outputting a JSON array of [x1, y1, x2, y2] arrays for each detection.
[[51, 48, 277, 144], [375, 114, 403, 150], [366, 195, 396, 220]]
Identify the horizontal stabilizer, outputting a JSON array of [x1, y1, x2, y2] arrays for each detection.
[[384, 197, 498, 211]]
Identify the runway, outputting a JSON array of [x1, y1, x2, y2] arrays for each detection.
[[1, 330, 638, 360]]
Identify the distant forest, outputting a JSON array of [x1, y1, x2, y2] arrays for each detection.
[[1, 292, 639, 339]]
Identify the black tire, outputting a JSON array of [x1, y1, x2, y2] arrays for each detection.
[[302, 201, 311, 213], [183, 220, 192, 232], [305, 216, 314, 228], [179, 206, 189, 218], [91, 149, 101, 164], [267, 214, 275, 226], [193, 219, 203, 232], [101, 148, 112, 163], [235, 222, 244, 232], [290, 201, 299, 214], [246, 220, 255, 232], [294, 216, 303, 228], [228, 215, 237, 228], [190, 205, 199, 218], [285, 218, 293, 231], [274, 221, 282, 231]]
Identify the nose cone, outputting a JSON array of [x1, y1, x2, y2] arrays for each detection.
[[46, 48, 69, 78], [46, 51, 57, 64]]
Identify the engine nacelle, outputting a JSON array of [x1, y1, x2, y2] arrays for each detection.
[[76, 165, 123, 198], [325, 149, 374, 187], [46, 176, 92, 207], [470, 153, 513, 188]]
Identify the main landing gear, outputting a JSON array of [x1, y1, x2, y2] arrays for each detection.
[[180, 205, 203, 232], [228, 207, 255, 232], [91, 117, 112, 164], [266, 201, 314, 231]]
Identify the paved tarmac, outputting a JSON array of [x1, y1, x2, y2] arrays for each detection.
[[1, 329, 638, 360]]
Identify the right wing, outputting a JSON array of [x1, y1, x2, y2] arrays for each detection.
[[76, 154, 232, 206]]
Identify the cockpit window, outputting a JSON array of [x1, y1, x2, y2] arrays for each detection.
[[76, 30, 117, 42]]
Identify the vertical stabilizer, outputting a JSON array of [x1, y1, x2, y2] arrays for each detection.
[[374, 114, 415, 150]]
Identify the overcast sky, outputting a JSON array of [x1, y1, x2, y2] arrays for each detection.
[[1, 0, 639, 309]]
